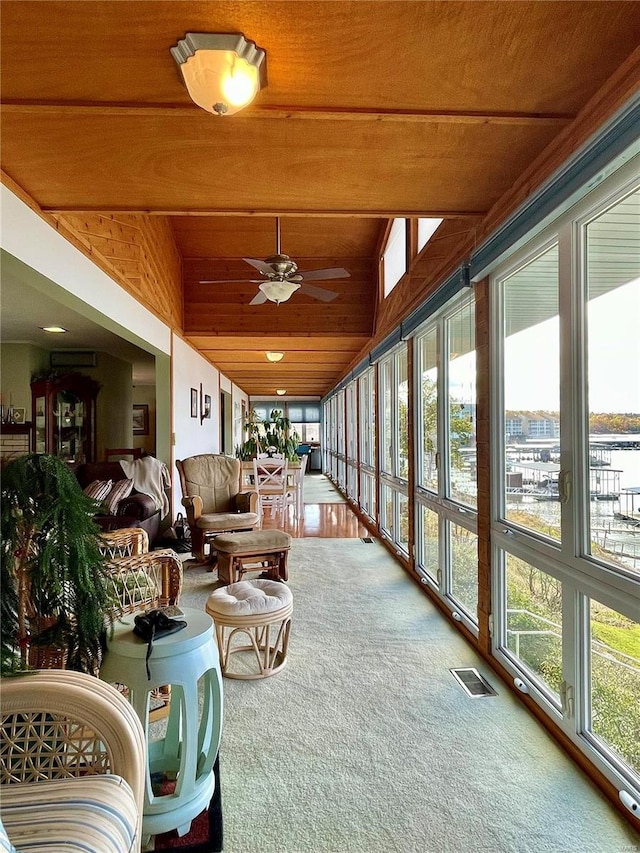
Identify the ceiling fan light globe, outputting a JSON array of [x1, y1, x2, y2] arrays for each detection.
[[259, 280, 300, 304]]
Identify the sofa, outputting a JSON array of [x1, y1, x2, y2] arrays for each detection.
[[0, 669, 146, 853], [75, 460, 163, 545]]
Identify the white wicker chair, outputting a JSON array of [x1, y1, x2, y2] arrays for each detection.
[[0, 669, 146, 852]]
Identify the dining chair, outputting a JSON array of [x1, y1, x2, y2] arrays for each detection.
[[252, 457, 290, 521]]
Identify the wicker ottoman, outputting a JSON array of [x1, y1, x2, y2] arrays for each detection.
[[206, 579, 293, 680], [213, 529, 292, 584]]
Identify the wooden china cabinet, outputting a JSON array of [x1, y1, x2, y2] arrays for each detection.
[[31, 373, 100, 464]]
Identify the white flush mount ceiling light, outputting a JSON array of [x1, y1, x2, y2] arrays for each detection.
[[258, 279, 300, 305], [265, 351, 285, 362], [276, 389, 287, 396], [171, 33, 267, 116]]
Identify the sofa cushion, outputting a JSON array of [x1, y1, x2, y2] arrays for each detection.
[[83, 479, 113, 503], [102, 478, 134, 515], [1, 775, 139, 853], [196, 511, 259, 532]]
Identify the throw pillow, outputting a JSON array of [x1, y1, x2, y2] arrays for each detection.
[[82, 479, 113, 504], [102, 478, 134, 515]]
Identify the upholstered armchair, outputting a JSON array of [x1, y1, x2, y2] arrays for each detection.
[[176, 454, 260, 562]]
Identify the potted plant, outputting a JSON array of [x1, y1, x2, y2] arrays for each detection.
[[1, 453, 114, 676], [235, 408, 301, 461]]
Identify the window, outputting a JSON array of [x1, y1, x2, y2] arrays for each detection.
[[382, 219, 407, 297], [416, 327, 438, 492], [500, 243, 560, 540], [358, 366, 376, 521], [414, 292, 478, 624], [492, 157, 640, 800], [503, 551, 563, 700], [446, 299, 476, 508], [378, 345, 409, 554], [417, 217, 443, 253], [587, 599, 639, 776], [584, 189, 640, 570]]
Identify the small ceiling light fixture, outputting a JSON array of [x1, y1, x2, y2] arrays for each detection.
[[258, 279, 300, 305], [171, 33, 267, 116], [265, 351, 285, 363], [276, 389, 287, 396], [40, 325, 67, 333]]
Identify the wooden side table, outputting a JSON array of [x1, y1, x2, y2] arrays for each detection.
[[100, 607, 223, 845]]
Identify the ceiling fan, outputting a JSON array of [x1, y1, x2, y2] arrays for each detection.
[[199, 217, 350, 305]]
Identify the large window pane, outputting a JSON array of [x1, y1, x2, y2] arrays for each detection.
[[449, 522, 478, 619], [502, 244, 561, 541], [585, 189, 640, 577], [346, 383, 357, 462], [504, 553, 562, 697], [589, 599, 640, 775], [380, 359, 393, 474], [418, 328, 438, 492], [447, 301, 476, 507], [380, 483, 393, 535], [383, 218, 407, 296], [418, 504, 439, 582], [360, 470, 376, 521], [398, 492, 409, 553], [397, 348, 409, 479], [359, 369, 375, 469]]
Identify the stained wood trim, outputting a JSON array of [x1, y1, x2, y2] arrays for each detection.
[[0, 100, 575, 127], [41, 206, 485, 218]]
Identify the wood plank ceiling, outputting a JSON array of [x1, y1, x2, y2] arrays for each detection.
[[2, 2, 639, 397]]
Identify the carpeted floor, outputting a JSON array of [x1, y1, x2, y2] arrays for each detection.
[[174, 538, 639, 853], [302, 473, 347, 504]]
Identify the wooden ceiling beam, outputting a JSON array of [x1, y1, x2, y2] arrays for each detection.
[[0, 101, 575, 127], [41, 206, 486, 218]]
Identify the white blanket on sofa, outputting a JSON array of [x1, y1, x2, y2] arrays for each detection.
[[120, 457, 170, 518]]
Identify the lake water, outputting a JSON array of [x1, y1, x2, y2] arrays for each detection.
[[504, 437, 640, 572]]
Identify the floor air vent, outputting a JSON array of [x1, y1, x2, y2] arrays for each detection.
[[450, 668, 497, 698], [360, 537, 374, 543]]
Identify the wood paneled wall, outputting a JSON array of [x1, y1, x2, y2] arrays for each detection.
[[52, 213, 183, 330]]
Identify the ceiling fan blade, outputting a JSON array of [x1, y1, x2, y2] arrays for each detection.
[[199, 278, 262, 284], [249, 290, 269, 305], [299, 267, 351, 282], [299, 282, 339, 302], [243, 257, 274, 275]]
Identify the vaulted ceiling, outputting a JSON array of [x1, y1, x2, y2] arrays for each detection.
[[2, 2, 639, 397]]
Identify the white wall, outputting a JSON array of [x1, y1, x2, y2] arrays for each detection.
[[232, 384, 249, 452], [172, 334, 221, 516]]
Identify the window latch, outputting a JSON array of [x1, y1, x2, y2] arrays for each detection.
[[560, 680, 574, 717], [558, 470, 571, 504]]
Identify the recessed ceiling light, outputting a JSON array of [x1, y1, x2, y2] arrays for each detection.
[[40, 326, 67, 333], [276, 389, 287, 396], [265, 351, 284, 362]]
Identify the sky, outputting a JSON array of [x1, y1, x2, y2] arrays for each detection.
[[504, 278, 639, 413]]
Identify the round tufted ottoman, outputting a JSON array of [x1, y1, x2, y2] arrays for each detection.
[[206, 579, 293, 680]]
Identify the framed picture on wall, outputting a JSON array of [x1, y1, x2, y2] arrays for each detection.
[[204, 394, 212, 419], [191, 388, 198, 418], [132, 404, 149, 435]]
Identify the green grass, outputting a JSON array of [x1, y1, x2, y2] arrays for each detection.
[[592, 621, 640, 661]]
